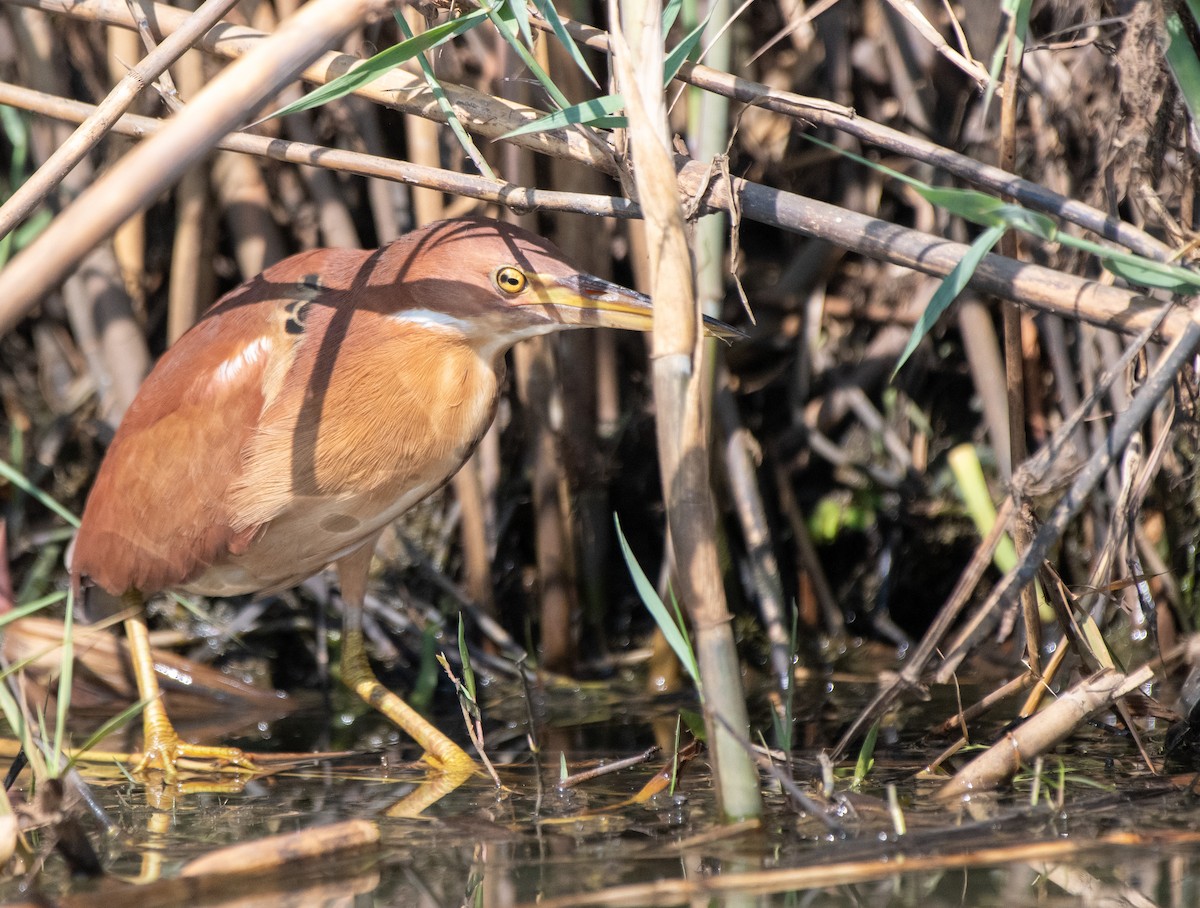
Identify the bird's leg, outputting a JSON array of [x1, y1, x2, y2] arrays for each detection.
[[336, 544, 476, 774], [123, 597, 256, 779]]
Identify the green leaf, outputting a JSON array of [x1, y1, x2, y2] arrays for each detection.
[[1166, 11, 1200, 130], [0, 679, 33, 778], [52, 585, 73, 763], [669, 715, 682, 795], [852, 720, 879, 789], [531, 0, 598, 87], [0, 458, 79, 527], [266, 6, 491, 121], [894, 224, 1006, 375], [505, 0, 534, 49], [614, 515, 700, 688], [982, 0, 1030, 118], [1102, 257, 1200, 292], [489, 4, 570, 109], [499, 0, 705, 143], [0, 591, 65, 630], [662, 0, 684, 35], [11, 207, 51, 252], [64, 697, 150, 774], [679, 709, 706, 741], [914, 189, 1056, 237], [501, 94, 627, 138], [457, 613, 476, 702], [1061, 233, 1200, 291], [395, 12, 496, 180], [663, 14, 709, 84], [801, 133, 1058, 236], [988, 204, 1057, 240]]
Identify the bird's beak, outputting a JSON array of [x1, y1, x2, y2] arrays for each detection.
[[529, 274, 745, 341]]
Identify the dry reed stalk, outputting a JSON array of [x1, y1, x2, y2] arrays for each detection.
[[612, 0, 761, 820], [0, 3, 1175, 343], [0, 0, 242, 239], [0, 0, 398, 335]]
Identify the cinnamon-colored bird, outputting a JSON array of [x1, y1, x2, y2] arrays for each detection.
[[70, 216, 738, 776]]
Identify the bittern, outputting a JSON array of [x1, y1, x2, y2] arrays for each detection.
[[70, 216, 738, 777]]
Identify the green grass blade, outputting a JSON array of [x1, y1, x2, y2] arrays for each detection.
[[947, 444, 1018, 573], [267, 6, 491, 121], [501, 94, 627, 138], [804, 130, 1200, 294], [0, 105, 30, 266], [52, 585, 74, 763], [457, 613, 476, 702], [1102, 256, 1200, 292], [669, 715, 681, 795], [395, 12, 497, 180], [500, 0, 705, 143], [1058, 233, 1200, 291], [0, 459, 79, 527], [505, 0, 534, 50], [663, 16, 708, 84], [0, 680, 36, 778], [531, 0, 598, 87], [852, 720, 879, 789], [894, 224, 1006, 375], [613, 515, 699, 687], [63, 698, 150, 774], [0, 591, 66, 630], [1166, 10, 1200, 130], [489, 5, 570, 109], [662, 0, 684, 34], [800, 133, 1058, 234], [982, 0, 1030, 117]]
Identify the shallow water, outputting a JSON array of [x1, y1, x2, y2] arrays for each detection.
[[4, 671, 1200, 907]]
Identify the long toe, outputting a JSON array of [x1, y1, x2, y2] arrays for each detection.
[[134, 733, 259, 780]]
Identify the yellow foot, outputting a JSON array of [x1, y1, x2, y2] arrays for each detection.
[[421, 746, 476, 775], [133, 733, 259, 780]]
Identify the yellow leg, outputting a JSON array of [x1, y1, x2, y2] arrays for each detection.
[[123, 605, 257, 779], [337, 545, 475, 774], [340, 611, 475, 773]]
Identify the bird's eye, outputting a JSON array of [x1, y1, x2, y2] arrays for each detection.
[[495, 266, 528, 295]]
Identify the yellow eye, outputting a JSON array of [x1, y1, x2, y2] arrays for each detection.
[[495, 266, 528, 294]]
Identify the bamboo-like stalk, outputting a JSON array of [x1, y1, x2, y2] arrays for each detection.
[[13, 0, 1169, 266], [0, 0, 396, 333], [611, 0, 761, 821], [8, 8, 149, 425], [167, 32, 214, 344], [938, 638, 1197, 798], [994, 5, 1040, 678], [209, 150, 288, 277], [715, 380, 791, 690], [106, 23, 145, 315], [0, 0, 1180, 342], [0, 0, 242, 240], [0, 79, 1177, 345]]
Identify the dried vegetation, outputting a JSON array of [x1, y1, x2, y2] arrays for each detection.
[[1, 0, 1200, 900]]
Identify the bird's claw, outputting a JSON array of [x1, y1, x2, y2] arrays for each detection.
[[133, 734, 259, 780]]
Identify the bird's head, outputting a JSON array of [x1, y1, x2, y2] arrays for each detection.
[[374, 217, 742, 360]]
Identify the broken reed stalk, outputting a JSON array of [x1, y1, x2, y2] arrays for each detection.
[[932, 314, 1200, 681], [994, 18, 1040, 678], [611, 0, 761, 821], [937, 637, 1200, 798], [832, 304, 1178, 757]]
